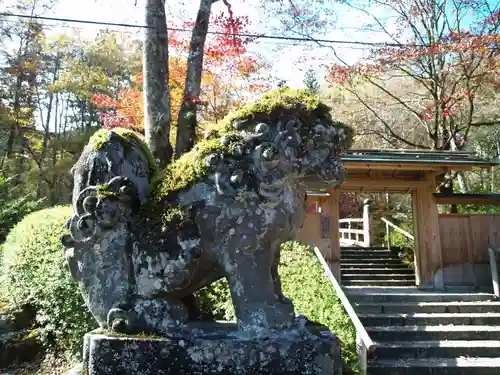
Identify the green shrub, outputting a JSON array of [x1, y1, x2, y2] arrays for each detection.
[[388, 221, 415, 268], [196, 278, 234, 321], [0, 205, 96, 358]]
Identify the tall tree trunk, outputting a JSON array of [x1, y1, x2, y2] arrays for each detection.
[[143, 0, 173, 168], [40, 53, 60, 163], [456, 172, 468, 193], [449, 136, 468, 194], [175, 0, 218, 157], [6, 75, 22, 160]]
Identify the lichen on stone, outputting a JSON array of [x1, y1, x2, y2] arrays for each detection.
[[88, 128, 157, 175]]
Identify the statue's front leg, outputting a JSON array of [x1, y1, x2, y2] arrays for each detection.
[[62, 176, 139, 331], [218, 235, 295, 334], [270, 246, 293, 307]]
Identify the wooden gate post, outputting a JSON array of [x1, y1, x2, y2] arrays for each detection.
[[321, 189, 341, 281], [412, 183, 443, 289]]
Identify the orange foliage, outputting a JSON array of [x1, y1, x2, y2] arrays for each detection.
[[92, 10, 268, 132]]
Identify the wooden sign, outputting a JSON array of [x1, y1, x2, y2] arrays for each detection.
[[307, 202, 320, 213], [320, 215, 332, 238]]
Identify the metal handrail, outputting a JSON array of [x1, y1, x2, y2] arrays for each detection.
[[381, 217, 414, 252], [312, 245, 375, 352], [381, 217, 414, 241]]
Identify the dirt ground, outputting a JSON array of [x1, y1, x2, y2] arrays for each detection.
[[0, 354, 79, 375]]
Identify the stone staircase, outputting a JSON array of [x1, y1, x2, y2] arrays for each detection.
[[340, 246, 500, 375], [340, 246, 416, 287]]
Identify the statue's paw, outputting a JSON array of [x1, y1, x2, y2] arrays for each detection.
[[107, 308, 133, 333], [272, 302, 295, 328], [133, 298, 190, 335], [239, 301, 295, 334], [277, 295, 293, 307]]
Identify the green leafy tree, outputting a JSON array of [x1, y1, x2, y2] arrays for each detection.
[[0, 175, 43, 243], [303, 68, 320, 94]]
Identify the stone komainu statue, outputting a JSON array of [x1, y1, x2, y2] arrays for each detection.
[[61, 89, 353, 337]]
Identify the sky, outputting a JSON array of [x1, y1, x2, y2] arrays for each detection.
[[0, 0, 393, 88], [1, 0, 495, 87]]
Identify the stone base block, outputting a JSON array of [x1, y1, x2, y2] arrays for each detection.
[[82, 322, 341, 375]]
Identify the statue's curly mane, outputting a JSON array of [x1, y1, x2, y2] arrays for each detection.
[[152, 87, 352, 203]]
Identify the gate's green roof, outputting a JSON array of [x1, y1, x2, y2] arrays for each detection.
[[341, 149, 498, 167]]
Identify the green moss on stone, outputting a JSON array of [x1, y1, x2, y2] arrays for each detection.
[[161, 207, 187, 226], [215, 87, 331, 133], [88, 128, 111, 152], [92, 328, 164, 340], [88, 128, 157, 175], [151, 88, 352, 201], [95, 184, 119, 200], [152, 133, 243, 200]]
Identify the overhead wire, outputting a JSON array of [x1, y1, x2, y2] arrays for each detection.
[[0, 18, 142, 36], [0, 16, 374, 67], [0, 17, 372, 53], [0, 11, 431, 48], [0, 18, 375, 51]]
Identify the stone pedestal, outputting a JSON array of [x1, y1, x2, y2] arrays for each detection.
[[82, 322, 341, 375]]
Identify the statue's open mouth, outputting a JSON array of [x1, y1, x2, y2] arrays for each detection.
[[258, 179, 286, 202], [315, 158, 346, 187]]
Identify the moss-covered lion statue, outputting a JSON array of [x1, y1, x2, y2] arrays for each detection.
[[61, 88, 353, 337]]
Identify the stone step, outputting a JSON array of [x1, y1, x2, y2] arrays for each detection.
[[341, 273, 415, 281], [355, 301, 500, 314], [340, 249, 393, 256], [360, 312, 500, 326], [0, 330, 42, 368], [340, 246, 388, 251], [341, 258, 404, 265], [346, 291, 495, 303], [371, 340, 500, 360], [367, 357, 500, 375], [367, 325, 500, 341], [340, 267, 414, 274], [341, 253, 399, 259], [343, 279, 416, 287]]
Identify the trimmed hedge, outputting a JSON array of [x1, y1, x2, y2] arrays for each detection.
[[0, 205, 96, 358]]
